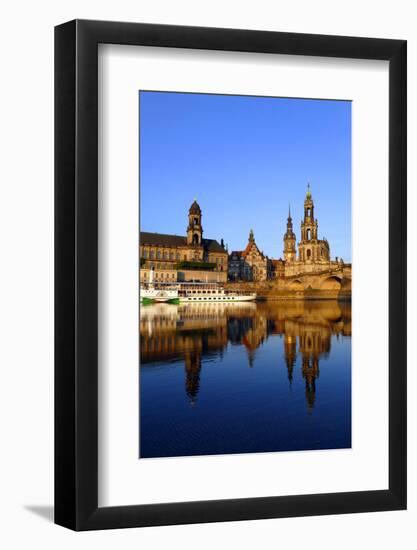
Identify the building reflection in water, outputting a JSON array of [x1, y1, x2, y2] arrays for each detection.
[[140, 300, 351, 409]]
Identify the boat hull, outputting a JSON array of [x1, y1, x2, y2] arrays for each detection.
[[141, 297, 179, 305]]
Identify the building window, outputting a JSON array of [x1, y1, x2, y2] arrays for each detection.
[[143, 249, 148, 259], [163, 251, 168, 259], [169, 252, 174, 260], [307, 249, 311, 259], [150, 251, 155, 259], [156, 250, 161, 259]]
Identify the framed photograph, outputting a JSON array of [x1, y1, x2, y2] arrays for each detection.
[[55, 20, 406, 530]]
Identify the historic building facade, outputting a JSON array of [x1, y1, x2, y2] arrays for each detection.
[[283, 186, 338, 278], [228, 185, 346, 282], [228, 229, 270, 282], [140, 200, 228, 283]]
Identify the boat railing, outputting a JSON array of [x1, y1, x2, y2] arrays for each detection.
[[141, 282, 179, 290]]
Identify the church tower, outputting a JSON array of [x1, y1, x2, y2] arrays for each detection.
[[301, 183, 318, 243], [283, 205, 296, 262], [187, 199, 203, 245], [298, 183, 330, 263]]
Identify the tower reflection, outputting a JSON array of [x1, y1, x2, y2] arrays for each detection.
[[140, 300, 351, 408]]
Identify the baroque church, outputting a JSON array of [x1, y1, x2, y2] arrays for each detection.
[[140, 200, 228, 284], [228, 185, 336, 282]]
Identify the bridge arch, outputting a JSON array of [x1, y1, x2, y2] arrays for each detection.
[[320, 276, 342, 291]]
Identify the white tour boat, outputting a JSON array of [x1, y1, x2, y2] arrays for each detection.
[[140, 268, 256, 304], [177, 282, 256, 303]]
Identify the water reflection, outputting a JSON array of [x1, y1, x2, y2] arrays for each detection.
[[140, 300, 351, 458], [140, 301, 351, 410]]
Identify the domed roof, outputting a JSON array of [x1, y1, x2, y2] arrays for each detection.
[[189, 199, 201, 214]]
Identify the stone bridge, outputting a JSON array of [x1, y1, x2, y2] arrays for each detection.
[[284, 264, 352, 299], [225, 264, 352, 300]]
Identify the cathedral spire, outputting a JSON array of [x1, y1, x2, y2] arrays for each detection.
[[283, 205, 296, 263]]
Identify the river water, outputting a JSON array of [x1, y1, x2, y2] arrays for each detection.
[[140, 300, 351, 458]]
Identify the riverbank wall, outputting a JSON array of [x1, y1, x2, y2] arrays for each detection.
[[224, 280, 351, 301]]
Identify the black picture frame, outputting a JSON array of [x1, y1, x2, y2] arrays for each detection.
[[55, 19, 407, 531]]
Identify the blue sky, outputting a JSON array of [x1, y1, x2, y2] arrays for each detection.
[[139, 91, 351, 261]]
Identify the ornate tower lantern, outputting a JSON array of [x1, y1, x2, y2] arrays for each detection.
[[301, 183, 318, 243]]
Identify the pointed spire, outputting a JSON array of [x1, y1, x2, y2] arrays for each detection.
[[306, 182, 312, 199], [288, 204, 292, 220], [189, 198, 201, 214]]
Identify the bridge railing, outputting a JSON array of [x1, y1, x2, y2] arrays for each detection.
[[285, 264, 351, 280]]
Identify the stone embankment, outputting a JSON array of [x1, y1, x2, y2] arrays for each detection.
[[224, 280, 351, 301]]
